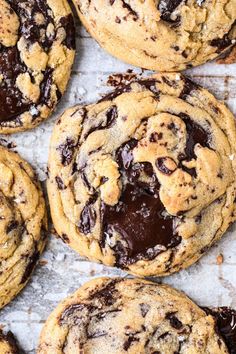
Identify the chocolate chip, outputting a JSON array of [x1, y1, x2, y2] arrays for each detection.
[[166, 312, 183, 329], [59, 14, 76, 50], [6, 220, 19, 234], [179, 77, 198, 99], [21, 249, 40, 284], [106, 105, 118, 127], [203, 307, 236, 354], [55, 176, 66, 190], [149, 132, 163, 142], [57, 138, 77, 166], [61, 233, 70, 243], [156, 157, 177, 175], [211, 35, 232, 52], [78, 195, 97, 235], [158, 0, 183, 24], [89, 279, 120, 306], [140, 303, 150, 317]]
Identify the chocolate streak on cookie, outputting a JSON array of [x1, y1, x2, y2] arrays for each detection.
[[99, 79, 160, 103], [177, 112, 210, 177], [20, 249, 40, 284], [0, 0, 75, 123], [203, 307, 236, 354]]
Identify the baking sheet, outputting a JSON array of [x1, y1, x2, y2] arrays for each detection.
[[1, 18, 236, 353]]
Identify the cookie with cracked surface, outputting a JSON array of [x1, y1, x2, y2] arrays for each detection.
[[0, 0, 76, 134], [38, 277, 234, 353], [0, 330, 23, 354], [73, 0, 236, 71], [47, 73, 236, 277], [0, 145, 47, 308]]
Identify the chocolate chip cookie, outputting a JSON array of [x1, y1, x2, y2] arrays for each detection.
[[0, 0, 76, 134], [0, 145, 47, 308], [0, 329, 22, 354], [47, 73, 236, 277], [73, 0, 236, 71], [38, 277, 234, 353]]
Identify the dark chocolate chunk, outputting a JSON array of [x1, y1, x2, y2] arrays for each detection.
[[57, 138, 77, 166], [182, 113, 209, 157], [211, 35, 233, 52], [59, 14, 76, 50], [101, 140, 180, 267], [121, 0, 138, 20], [0, 47, 30, 122], [179, 77, 198, 99], [21, 249, 40, 284], [123, 335, 139, 350], [156, 157, 177, 175], [55, 176, 66, 190], [6, 220, 19, 234], [78, 195, 97, 235], [158, 0, 183, 24], [166, 312, 183, 329], [203, 307, 236, 354], [89, 279, 119, 306], [140, 303, 150, 317]]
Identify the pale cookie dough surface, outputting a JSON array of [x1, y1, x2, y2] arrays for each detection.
[[73, 0, 236, 71], [0, 145, 47, 309], [47, 73, 236, 277], [38, 277, 229, 354], [0, 0, 76, 134], [0, 329, 22, 354]]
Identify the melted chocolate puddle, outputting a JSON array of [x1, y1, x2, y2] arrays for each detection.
[[99, 116, 211, 267], [0, 47, 30, 122], [101, 139, 180, 267], [0, 0, 75, 123], [203, 307, 236, 353]]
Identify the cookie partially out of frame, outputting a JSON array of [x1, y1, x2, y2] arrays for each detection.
[[0, 0, 76, 133], [47, 73, 236, 277], [0, 146, 47, 308], [0, 329, 22, 354], [38, 277, 231, 353], [73, 0, 236, 71]]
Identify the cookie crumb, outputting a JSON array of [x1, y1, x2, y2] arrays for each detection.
[[39, 259, 48, 266], [216, 253, 224, 265]]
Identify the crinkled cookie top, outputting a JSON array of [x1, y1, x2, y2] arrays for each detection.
[[38, 278, 230, 354], [47, 73, 236, 277], [0, 145, 47, 308], [73, 0, 236, 71]]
